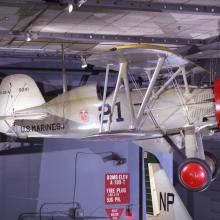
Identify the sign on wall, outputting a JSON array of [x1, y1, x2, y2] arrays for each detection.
[[106, 208, 124, 220], [105, 173, 130, 204]]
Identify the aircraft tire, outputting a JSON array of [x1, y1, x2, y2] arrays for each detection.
[[205, 151, 219, 181]]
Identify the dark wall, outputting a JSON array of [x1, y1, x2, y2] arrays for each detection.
[[175, 136, 220, 220]]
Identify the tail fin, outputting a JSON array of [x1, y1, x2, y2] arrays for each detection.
[[144, 152, 192, 220], [0, 74, 45, 134]]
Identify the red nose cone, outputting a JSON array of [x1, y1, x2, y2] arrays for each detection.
[[180, 162, 208, 190]]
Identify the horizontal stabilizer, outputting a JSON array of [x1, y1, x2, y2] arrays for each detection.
[[0, 112, 48, 121]]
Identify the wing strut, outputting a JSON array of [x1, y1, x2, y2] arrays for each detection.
[[105, 56, 166, 132], [181, 66, 190, 95], [152, 67, 182, 99], [100, 64, 111, 132], [107, 62, 136, 130]]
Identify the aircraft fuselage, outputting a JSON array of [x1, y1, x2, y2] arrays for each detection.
[[9, 84, 216, 139]]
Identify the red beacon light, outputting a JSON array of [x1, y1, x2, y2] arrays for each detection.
[[178, 158, 212, 191]]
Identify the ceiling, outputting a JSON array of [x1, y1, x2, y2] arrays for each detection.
[[0, 0, 219, 89], [0, 0, 219, 57]]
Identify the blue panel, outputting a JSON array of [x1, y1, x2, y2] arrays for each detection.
[[0, 139, 141, 220], [37, 139, 140, 219]]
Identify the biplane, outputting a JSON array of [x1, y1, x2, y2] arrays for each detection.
[[0, 44, 218, 195]]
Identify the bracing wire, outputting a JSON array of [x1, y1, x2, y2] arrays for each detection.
[[72, 151, 114, 205], [128, 70, 161, 131], [164, 59, 192, 124]]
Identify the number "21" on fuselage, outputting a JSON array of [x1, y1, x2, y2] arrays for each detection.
[[98, 102, 124, 123]]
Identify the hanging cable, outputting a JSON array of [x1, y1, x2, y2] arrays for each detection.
[[72, 151, 115, 205], [165, 59, 192, 124]]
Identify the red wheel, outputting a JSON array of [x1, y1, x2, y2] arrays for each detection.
[[178, 158, 212, 192]]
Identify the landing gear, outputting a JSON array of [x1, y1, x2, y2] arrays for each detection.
[[205, 151, 219, 181], [178, 158, 212, 192]]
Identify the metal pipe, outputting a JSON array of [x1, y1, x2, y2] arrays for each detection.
[[61, 44, 67, 93]]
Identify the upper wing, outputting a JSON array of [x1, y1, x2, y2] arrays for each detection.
[[87, 44, 209, 75]]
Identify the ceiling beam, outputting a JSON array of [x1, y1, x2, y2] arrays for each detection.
[[0, 51, 78, 60], [0, 30, 204, 45], [81, 0, 220, 15], [176, 37, 220, 57], [0, 66, 108, 73], [5, 0, 220, 16]]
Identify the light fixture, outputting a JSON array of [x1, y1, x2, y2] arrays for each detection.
[[25, 32, 32, 42], [78, 0, 87, 7], [24, 31, 38, 42], [68, 3, 74, 13], [102, 153, 127, 165], [66, 0, 87, 12], [80, 56, 87, 69]]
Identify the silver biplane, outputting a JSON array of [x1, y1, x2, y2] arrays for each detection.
[[0, 44, 219, 195]]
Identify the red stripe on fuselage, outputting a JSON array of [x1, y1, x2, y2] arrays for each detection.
[[214, 79, 220, 128]]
